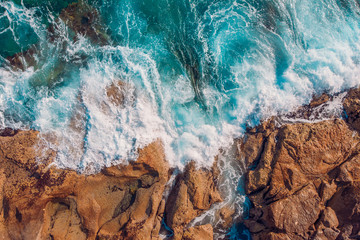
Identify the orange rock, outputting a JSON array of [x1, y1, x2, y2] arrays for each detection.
[[182, 224, 213, 240], [165, 161, 222, 235], [241, 92, 360, 239], [266, 184, 321, 233], [0, 130, 222, 240], [0, 131, 170, 240], [106, 80, 135, 107]]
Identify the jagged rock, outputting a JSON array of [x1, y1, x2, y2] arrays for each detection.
[[245, 119, 359, 202], [243, 220, 265, 234], [217, 206, 236, 229], [344, 87, 360, 131], [165, 161, 222, 237], [283, 92, 334, 120], [0, 131, 170, 240], [0, 130, 223, 239], [319, 180, 337, 203], [309, 93, 330, 108], [242, 86, 360, 239], [266, 184, 321, 233], [319, 207, 339, 229], [328, 182, 360, 237]]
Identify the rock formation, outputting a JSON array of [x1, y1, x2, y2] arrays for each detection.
[[58, 1, 109, 45], [240, 89, 360, 239], [0, 131, 168, 240], [0, 130, 222, 240], [165, 161, 222, 239], [6, 0, 360, 239]]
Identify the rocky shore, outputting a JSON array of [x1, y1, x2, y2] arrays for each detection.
[[2, 1, 360, 239], [2, 87, 360, 240], [240, 88, 360, 240], [0, 131, 225, 240]]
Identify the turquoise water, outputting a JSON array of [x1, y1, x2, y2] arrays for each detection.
[[1, 0, 360, 172]]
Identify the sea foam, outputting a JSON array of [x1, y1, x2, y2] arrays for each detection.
[[0, 0, 360, 173]]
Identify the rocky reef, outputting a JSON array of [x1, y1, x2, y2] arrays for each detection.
[[240, 88, 360, 240]]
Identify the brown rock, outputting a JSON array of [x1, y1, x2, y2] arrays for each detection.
[[309, 93, 330, 108], [246, 132, 277, 195], [59, 2, 109, 45], [319, 180, 337, 203], [323, 228, 340, 240], [5, 47, 37, 71], [0, 131, 171, 240], [312, 228, 339, 240], [242, 106, 360, 239], [243, 220, 266, 234], [328, 182, 360, 231], [320, 207, 339, 229], [344, 86, 360, 132], [106, 80, 135, 107], [181, 224, 213, 240], [277, 120, 357, 176], [0, 130, 222, 239], [237, 133, 265, 168], [284, 93, 334, 120], [266, 232, 291, 240], [165, 161, 222, 233], [217, 206, 235, 229], [266, 184, 321, 233], [337, 154, 360, 183]]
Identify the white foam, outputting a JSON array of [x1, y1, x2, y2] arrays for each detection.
[[1, 0, 360, 175]]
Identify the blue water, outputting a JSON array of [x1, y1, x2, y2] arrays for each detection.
[[1, 0, 360, 172]]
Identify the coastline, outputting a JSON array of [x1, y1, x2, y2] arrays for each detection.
[[240, 87, 360, 240], [1, 1, 360, 239], [1, 86, 359, 239]]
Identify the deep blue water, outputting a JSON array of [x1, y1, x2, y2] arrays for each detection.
[[1, 0, 360, 170]]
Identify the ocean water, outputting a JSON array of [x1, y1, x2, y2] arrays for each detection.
[[1, 0, 360, 236], [1, 0, 360, 171]]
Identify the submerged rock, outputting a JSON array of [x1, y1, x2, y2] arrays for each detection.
[[106, 80, 136, 108], [240, 87, 360, 239], [6, 0, 110, 74], [58, 1, 110, 45]]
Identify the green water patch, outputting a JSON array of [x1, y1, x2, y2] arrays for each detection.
[[11, 0, 76, 14], [0, 4, 39, 58], [0, 0, 78, 58]]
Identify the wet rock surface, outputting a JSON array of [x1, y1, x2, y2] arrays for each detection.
[[58, 1, 109, 45], [165, 161, 222, 239], [0, 132, 170, 240], [0, 131, 221, 240], [240, 87, 360, 240]]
